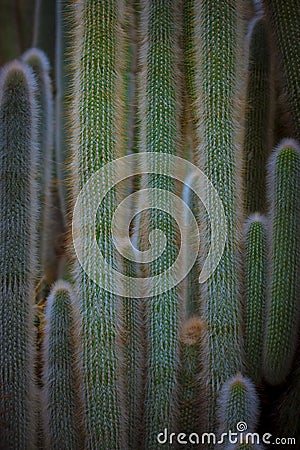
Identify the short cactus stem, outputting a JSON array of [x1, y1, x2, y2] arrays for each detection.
[[218, 374, 260, 448], [43, 281, 83, 449], [263, 139, 300, 385], [244, 214, 267, 384], [178, 317, 203, 442], [0, 61, 38, 449], [244, 15, 273, 213]]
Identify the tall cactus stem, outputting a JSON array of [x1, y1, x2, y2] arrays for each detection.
[[138, 1, 182, 447], [0, 60, 38, 450], [263, 139, 300, 385], [69, 1, 127, 448], [22, 48, 54, 279], [195, 0, 247, 430], [263, 0, 300, 138], [244, 14, 273, 213], [55, 0, 72, 226]]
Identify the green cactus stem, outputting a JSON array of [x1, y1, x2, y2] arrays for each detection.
[[69, 1, 127, 448], [275, 362, 300, 442], [55, 0, 72, 226], [0, 60, 38, 450], [195, 0, 246, 430], [263, 0, 300, 138], [22, 48, 54, 279], [244, 14, 273, 213], [43, 281, 83, 449], [263, 139, 300, 385], [138, 1, 182, 447], [178, 317, 203, 444], [244, 214, 267, 384], [218, 374, 260, 447]]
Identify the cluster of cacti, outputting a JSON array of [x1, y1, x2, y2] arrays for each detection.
[[0, 0, 300, 449]]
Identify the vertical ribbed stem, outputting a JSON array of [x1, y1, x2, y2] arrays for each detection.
[[263, 0, 300, 138], [43, 281, 83, 449], [244, 214, 267, 384], [0, 61, 38, 450], [195, 0, 246, 430], [138, 1, 182, 447], [22, 48, 54, 278], [70, 1, 127, 448], [244, 14, 273, 213], [263, 139, 300, 385]]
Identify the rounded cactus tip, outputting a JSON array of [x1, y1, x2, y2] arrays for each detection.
[[0, 59, 36, 91], [244, 213, 268, 233], [22, 47, 51, 72], [270, 138, 300, 162], [218, 373, 260, 432], [180, 317, 204, 346]]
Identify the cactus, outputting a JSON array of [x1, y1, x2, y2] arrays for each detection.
[[218, 374, 260, 446], [178, 317, 203, 443], [1, 0, 300, 445], [244, 14, 273, 213], [55, 0, 72, 226], [194, 0, 246, 430], [0, 60, 38, 449], [22, 48, 54, 279], [69, 1, 127, 448], [244, 214, 267, 384], [121, 238, 146, 449], [263, 0, 300, 138], [138, 1, 182, 446], [275, 362, 300, 441], [33, 0, 56, 67], [42, 281, 83, 449], [263, 139, 300, 385]]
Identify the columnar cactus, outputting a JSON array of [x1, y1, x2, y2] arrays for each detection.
[[0, 61, 38, 449], [22, 48, 53, 277], [194, 0, 246, 429], [244, 14, 273, 213], [276, 362, 300, 441], [244, 214, 267, 384], [178, 317, 203, 442], [120, 227, 146, 449], [69, 1, 127, 448], [218, 374, 260, 445], [263, 0, 300, 138], [42, 281, 83, 449], [55, 0, 72, 225], [263, 139, 300, 385], [138, 1, 182, 446]]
